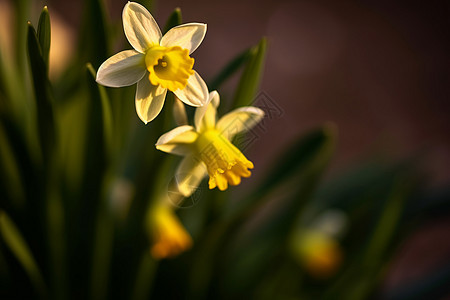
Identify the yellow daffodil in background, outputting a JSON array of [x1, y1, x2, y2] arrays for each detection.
[[147, 202, 192, 259], [96, 2, 209, 124], [289, 210, 347, 278], [290, 229, 342, 278], [156, 91, 264, 196]]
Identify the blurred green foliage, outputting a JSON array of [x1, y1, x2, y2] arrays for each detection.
[[0, 1, 449, 300]]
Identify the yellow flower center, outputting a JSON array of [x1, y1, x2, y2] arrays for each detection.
[[195, 129, 254, 191], [145, 45, 195, 91]]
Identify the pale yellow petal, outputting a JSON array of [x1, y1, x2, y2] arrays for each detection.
[[160, 23, 207, 54], [96, 50, 146, 87], [175, 155, 207, 197], [194, 90, 220, 132], [173, 71, 208, 107], [155, 125, 198, 156], [123, 2, 161, 53], [216, 107, 264, 140], [135, 77, 167, 124]]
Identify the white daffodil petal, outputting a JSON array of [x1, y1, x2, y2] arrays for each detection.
[[135, 77, 167, 124], [175, 155, 207, 197], [216, 107, 265, 140], [123, 2, 162, 53], [96, 50, 146, 87], [173, 71, 208, 107], [155, 125, 198, 156], [194, 90, 220, 132], [160, 23, 207, 54]]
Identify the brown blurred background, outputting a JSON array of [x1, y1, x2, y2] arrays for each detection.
[[24, 0, 448, 186], [12, 0, 448, 186]]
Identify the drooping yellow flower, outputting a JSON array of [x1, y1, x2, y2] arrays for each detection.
[[155, 91, 264, 197], [290, 211, 347, 278], [148, 203, 192, 259], [96, 2, 208, 124], [291, 230, 342, 278]]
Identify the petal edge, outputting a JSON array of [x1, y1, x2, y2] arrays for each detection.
[[160, 23, 207, 54], [174, 71, 209, 107], [216, 107, 265, 140], [155, 125, 198, 156], [123, 2, 162, 53], [135, 77, 167, 124], [96, 50, 146, 87]]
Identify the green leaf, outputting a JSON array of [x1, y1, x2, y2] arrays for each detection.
[[79, 0, 109, 68], [27, 22, 56, 165], [12, 0, 31, 77], [0, 122, 25, 206], [210, 48, 251, 91], [363, 178, 409, 267], [37, 6, 51, 70], [163, 8, 182, 34], [131, 251, 158, 300], [90, 207, 114, 300], [232, 37, 267, 108], [86, 64, 115, 300], [86, 63, 113, 157], [0, 211, 47, 298], [46, 192, 67, 300]]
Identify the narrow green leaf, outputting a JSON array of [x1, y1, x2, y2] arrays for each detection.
[[163, 8, 182, 34], [232, 37, 267, 108], [79, 0, 109, 68], [27, 22, 56, 164], [363, 178, 409, 267], [131, 252, 158, 300], [86, 63, 113, 156], [84, 64, 117, 298], [0, 242, 9, 278], [12, 0, 31, 77], [46, 191, 67, 300], [37, 6, 51, 69], [90, 207, 114, 300], [210, 48, 251, 91], [0, 122, 25, 206], [0, 211, 47, 298], [0, 114, 42, 207]]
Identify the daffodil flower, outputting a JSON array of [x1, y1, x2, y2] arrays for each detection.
[[96, 2, 209, 124], [148, 203, 192, 259], [290, 229, 342, 278], [156, 91, 264, 196]]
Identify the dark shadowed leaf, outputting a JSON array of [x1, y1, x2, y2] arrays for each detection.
[[0, 211, 47, 298], [232, 37, 267, 108], [27, 22, 56, 165], [210, 48, 251, 91], [163, 8, 182, 34], [37, 6, 51, 69]]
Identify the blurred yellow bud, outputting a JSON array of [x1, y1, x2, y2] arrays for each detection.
[[148, 204, 192, 259], [290, 230, 342, 279]]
